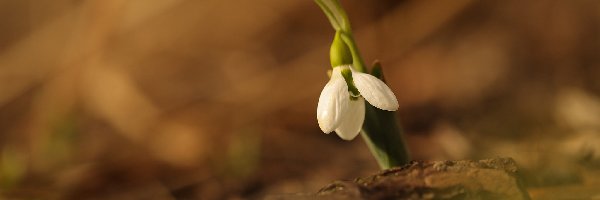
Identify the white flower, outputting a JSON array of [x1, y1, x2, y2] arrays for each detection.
[[317, 65, 399, 140]]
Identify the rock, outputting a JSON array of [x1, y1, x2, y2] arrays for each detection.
[[268, 157, 531, 200]]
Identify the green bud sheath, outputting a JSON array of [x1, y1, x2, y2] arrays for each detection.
[[330, 31, 353, 68]]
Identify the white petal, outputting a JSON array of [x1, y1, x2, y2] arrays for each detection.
[[317, 69, 349, 133], [352, 71, 399, 111], [335, 98, 365, 140]]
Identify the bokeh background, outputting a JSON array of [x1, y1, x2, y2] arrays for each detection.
[[1, 0, 600, 199]]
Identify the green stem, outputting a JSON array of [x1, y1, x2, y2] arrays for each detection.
[[342, 32, 410, 169], [361, 104, 410, 169], [340, 32, 366, 73]]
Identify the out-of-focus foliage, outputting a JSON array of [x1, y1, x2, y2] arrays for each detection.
[[0, 0, 599, 199]]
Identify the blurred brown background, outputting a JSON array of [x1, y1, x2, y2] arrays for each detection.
[[1, 0, 599, 199]]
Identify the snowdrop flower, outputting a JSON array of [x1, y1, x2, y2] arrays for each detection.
[[317, 65, 399, 140]]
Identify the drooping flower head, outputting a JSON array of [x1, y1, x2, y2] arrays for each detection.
[[317, 32, 399, 140]]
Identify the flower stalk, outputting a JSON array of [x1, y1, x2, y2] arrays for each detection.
[[315, 0, 409, 169]]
